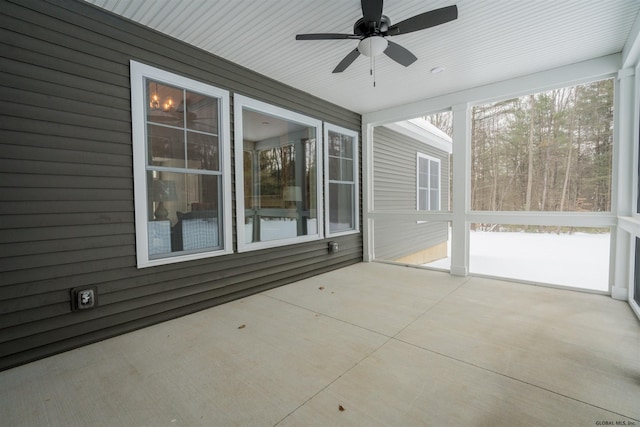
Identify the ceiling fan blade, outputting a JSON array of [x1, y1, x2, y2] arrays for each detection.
[[361, 0, 384, 27], [296, 33, 359, 40], [387, 5, 458, 36], [333, 48, 361, 73], [383, 41, 417, 67]]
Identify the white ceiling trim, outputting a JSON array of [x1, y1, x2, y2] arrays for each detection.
[[363, 54, 621, 126]]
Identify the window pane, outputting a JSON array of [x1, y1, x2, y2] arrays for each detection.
[[419, 189, 428, 210], [471, 79, 613, 212], [329, 183, 354, 233], [329, 156, 341, 180], [187, 132, 219, 171], [329, 157, 354, 182], [147, 80, 184, 127], [419, 170, 428, 188], [419, 157, 428, 173], [242, 108, 317, 243], [243, 150, 254, 208], [148, 124, 185, 167], [328, 131, 342, 156], [342, 134, 354, 158], [430, 165, 439, 188], [341, 158, 353, 181], [430, 189, 439, 211], [328, 131, 353, 159], [146, 171, 221, 257], [186, 91, 218, 134], [305, 137, 317, 214], [258, 145, 296, 207]]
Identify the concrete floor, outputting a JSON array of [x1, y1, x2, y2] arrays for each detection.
[[1, 262, 639, 426]]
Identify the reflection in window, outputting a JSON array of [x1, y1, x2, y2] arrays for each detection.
[[236, 99, 322, 250], [140, 74, 226, 262], [326, 125, 358, 235]]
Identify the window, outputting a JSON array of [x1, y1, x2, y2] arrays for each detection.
[[325, 124, 359, 235], [234, 95, 323, 251], [130, 61, 232, 267], [417, 153, 441, 211]]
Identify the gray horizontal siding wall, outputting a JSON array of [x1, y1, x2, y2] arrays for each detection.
[[0, 0, 362, 371], [373, 126, 448, 260]]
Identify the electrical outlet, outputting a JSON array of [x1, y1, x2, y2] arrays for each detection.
[[71, 287, 98, 311]]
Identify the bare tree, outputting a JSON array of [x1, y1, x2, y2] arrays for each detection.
[[470, 79, 613, 218]]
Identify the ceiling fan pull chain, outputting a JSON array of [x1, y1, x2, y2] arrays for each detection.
[[369, 37, 375, 86], [369, 41, 374, 77], [373, 56, 377, 87], [369, 50, 376, 87]]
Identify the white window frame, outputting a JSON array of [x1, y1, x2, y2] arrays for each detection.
[[417, 152, 441, 212], [234, 94, 324, 252], [130, 60, 233, 268], [324, 123, 360, 237]]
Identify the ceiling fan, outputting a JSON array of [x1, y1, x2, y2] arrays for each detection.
[[296, 0, 458, 74]]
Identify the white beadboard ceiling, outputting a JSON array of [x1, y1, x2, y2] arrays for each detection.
[[84, 0, 639, 114]]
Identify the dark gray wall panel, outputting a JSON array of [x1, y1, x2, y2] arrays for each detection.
[[0, 0, 362, 370]]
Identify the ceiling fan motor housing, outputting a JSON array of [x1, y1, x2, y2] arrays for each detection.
[[354, 15, 391, 36]]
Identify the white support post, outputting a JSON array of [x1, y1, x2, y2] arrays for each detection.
[[362, 122, 375, 262], [612, 68, 635, 300], [450, 103, 471, 276]]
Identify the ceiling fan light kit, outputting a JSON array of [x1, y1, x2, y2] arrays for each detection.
[[358, 36, 388, 57], [296, 0, 458, 78]]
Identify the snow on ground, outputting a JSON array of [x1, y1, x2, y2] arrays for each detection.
[[425, 231, 610, 292]]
